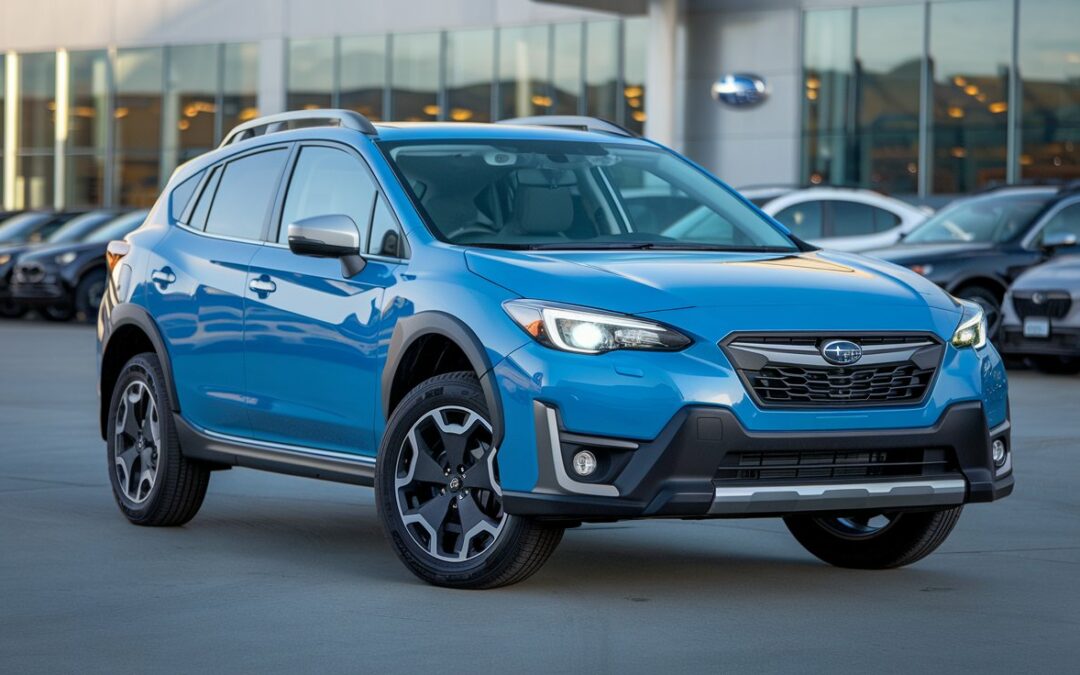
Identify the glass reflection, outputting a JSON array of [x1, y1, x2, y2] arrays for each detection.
[[930, 0, 1011, 193], [446, 28, 494, 123], [115, 48, 164, 206], [166, 45, 218, 169], [802, 9, 853, 186], [1020, 0, 1080, 181], [223, 43, 259, 132], [288, 38, 333, 111], [623, 17, 647, 134], [390, 32, 440, 121], [18, 52, 55, 151], [553, 23, 582, 116], [341, 36, 385, 121], [497, 26, 550, 119], [585, 21, 618, 121]]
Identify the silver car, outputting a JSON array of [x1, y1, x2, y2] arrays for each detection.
[[1001, 248, 1080, 374]]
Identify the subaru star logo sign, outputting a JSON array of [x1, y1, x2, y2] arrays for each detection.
[[821, 339, 863, 366], [711, 73, 769, 108]]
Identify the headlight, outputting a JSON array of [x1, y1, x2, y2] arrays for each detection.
[[56, 251, 78, 265], [951, 301, 987, 349], [503, 300, 692, 354], [0, 254, 9, 266]]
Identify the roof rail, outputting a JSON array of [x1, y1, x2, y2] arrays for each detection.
[[219, 109, 378, 147], [496, 115, 639, 138]]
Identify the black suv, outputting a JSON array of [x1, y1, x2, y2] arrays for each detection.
[[867, 185, 1080, 336]]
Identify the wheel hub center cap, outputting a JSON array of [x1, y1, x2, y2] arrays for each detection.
[[448, 476, 462, 492], [136, 436, 145, 450]]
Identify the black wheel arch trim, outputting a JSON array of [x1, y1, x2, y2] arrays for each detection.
[[100, 303, 179, 439], [381, 311, 506, 445]]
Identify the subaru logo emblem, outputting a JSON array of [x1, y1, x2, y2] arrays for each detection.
[[821, 340, 862, 366], [1031, 292, 1046, 305], [711, 74, 769, 108]]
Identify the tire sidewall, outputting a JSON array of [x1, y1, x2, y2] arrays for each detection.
[[375, 374, 527, 583], [106, 353, 175, 522], [76, 269, 107, 322]]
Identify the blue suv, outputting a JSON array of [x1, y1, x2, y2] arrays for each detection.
[[97, 110, 1013, 588]]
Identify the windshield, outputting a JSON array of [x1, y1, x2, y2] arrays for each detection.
[[84, 211, 148, 243], [379, 140, 797, 252], [904, 193, 1050, 244], [0, 213, 51, 243], [46, 211, 118, 244]]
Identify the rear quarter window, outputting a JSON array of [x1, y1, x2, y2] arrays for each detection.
[[169, 170, 205, 224]]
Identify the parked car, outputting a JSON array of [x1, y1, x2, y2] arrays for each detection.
[[97, 110, 1011, 589], [1000, 252, 1080, 374], [11, 210, 148, 321], [865, 185, 1080, 336], [749, 186, 929, 251], [0, 211, 89, 318]]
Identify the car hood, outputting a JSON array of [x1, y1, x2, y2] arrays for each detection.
[[863, 241, 996, 264], [16, 241, 104, 266], [465, 248, 957, 317], [1011, 254, 1080, 291]]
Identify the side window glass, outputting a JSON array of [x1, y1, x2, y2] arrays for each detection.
[[369, 194, 406, 258], [872, 206, 901, 232], [1038, 203, 1080, 244], [205, 148, 288, 240], [187, 167, 222, 232], [775, 202, 824, 239], [279, 146, 377, 247], [170, 170, 205, 224], [829, 201, 878, 237]]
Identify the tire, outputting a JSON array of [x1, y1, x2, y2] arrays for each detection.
[[40, 303, 76, 322], [375, 371, 563, 589], [784, 506, 963, 569], [106, 352, 210, 526], [1029, 355, 1080, 375], [0, 300, 27, 319], [956, 285, 1002, 339], [74, 269, 106, 323]]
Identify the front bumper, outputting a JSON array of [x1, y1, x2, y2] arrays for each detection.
[[10, 279, 67, 304], [999, 326, 1080, 357], [503, 401, 1013, 520]]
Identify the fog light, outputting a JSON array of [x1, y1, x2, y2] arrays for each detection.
[[992, 439, 1007, 467], [572, 450, 597, 477]]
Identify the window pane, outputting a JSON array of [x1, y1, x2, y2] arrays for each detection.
[[1020, 0, 1080, 182], [115, 48, 164, 206], [775, 202, 824, 239], [205, 149, 287, 240], [497, 26, 551, 119], [0, 54, 4, 201], [18, 52, 55, 151], [166, 45, 218, 167], [67, 50, 109, 153], [115, 155, 161, 208], [369, 194, 404, 257], [623, 17, 647, 134], [829, 201, 877, 237], [66, 155, 106, 208], [553, 23, 582, 115], [446, 28, 493, 123], [585, 21, 618, 120], [391, 32, 441, 121], [1038, 204, 1080, 244], [802, 9, 853, 185], [340, 36, 385, 121], [853, 4, 922, 194], [287, 38, 333, 110], [169, 170, 205, 223], [930, 0, 1011, 193], [223, 43, 259, 133], [14, 155, 54, 210], [188, 166, 221, 231], [279, 146, 375, 245]]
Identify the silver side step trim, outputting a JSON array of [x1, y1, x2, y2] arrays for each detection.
[[709, 478, 966, 515]]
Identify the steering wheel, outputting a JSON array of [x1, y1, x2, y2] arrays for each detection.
[[445, 223, 499, 241]]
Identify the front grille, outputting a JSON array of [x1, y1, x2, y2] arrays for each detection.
[[721, 333, 944, 408], [1012, 292, 1071, 319], [14, 264, 46, 284], [715, 448, 956, 483]]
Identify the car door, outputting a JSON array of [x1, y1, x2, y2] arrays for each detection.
[[145, 146, 289, 438], [242, 143, 405, 456]]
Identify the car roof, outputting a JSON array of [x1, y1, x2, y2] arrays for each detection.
[[371, 121, 651, 145]]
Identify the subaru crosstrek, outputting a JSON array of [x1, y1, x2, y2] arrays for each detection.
[[97, 110, 1013, 588]]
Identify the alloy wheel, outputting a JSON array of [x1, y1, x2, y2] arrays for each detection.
[[815, 512, 900, 540], [394, 405, 507, 562], [113, 380, 161, 504]]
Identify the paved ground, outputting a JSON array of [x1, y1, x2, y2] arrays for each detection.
[[0, 320, 1078, 673]]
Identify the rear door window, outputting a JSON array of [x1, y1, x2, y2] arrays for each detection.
[[828, 201, 879, 237], [204, 148, 289, 241], [774, 201, 824, 239]]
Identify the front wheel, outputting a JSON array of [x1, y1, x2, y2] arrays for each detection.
[[375, 371, 563, 589], [75, 269, 106, 323], [784, 506, 963, 569]]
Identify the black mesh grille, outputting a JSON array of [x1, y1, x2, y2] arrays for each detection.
[[715, 448, 956, 483], [1012, 293, 1071, 319], [750, 363, 935, 405]]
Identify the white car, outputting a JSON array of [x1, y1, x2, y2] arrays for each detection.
[[742, 187, 931, 252]]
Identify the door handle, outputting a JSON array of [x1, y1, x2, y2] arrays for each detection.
[[248, 277, 277, 296], [151, 269, 175, 288]]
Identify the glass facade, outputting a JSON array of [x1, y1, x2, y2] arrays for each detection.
[[446, 29, 494, 123], [340, 36, 387, 121], [16, 52, 56, 209], [803, 0, 1080, 195], [390, 32, 441, 121], [65, 50, 109, 208]]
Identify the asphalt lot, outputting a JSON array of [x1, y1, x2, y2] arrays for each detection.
[[0, 321, 1078, 673]]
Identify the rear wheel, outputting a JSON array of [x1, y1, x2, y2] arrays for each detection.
[[784, 506, 963, 569], [0, 300, 27, 319], [40, 303, 76, 321], [375, 371, 563, 589], [1029, 355, 1080, 375], [75, 269, 106, 323]]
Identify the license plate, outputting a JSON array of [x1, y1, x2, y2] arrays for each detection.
[[1023, 317, 1050, 338]]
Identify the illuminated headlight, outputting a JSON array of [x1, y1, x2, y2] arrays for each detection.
[[0, 254, 10, 266], [56, 251, 78, 266], [503, 300, 691, 354], [951, 301, 987, 349]]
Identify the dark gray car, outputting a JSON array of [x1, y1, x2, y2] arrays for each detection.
[[1001, 250, 1080, 374]]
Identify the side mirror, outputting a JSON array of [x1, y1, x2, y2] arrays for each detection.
[[1041, 231, 1078, 254], [287, 214, 366, 277]]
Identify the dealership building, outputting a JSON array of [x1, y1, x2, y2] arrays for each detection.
[[0, 0, 1076, 211]]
